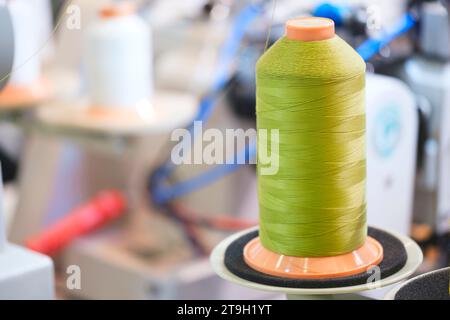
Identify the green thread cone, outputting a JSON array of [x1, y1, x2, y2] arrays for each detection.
[[256, 35, 367, 257]]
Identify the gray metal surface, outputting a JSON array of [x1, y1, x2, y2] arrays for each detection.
[[0, 4, 14, 91]]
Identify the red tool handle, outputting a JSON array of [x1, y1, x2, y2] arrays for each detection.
[[26, 190, 126, 256]]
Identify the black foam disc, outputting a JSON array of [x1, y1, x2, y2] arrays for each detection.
[[224, 227, 407, 289], [394, 267, 449, 300]]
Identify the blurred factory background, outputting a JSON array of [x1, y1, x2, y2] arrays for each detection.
[[0, 0, 448, 299]]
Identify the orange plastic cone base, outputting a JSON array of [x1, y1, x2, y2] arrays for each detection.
[[244, 237, 383, 279], [0, 77, 51, 108]]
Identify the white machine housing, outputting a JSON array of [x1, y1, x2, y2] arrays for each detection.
[[366, 73, 418, 236], [0, 168, 54, 300]]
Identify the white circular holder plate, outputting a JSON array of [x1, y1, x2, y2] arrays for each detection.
[[210, 226, 423, 296], [37, 90, 198, 136]]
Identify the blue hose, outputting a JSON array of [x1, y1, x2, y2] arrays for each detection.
[[357, 13, 416, 61], [151, 3, 263, 204]]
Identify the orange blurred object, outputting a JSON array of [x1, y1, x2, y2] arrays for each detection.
[[100, 2, 135, 19], [0, 77, 51, 108]]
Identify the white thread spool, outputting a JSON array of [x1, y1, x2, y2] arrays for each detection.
[[8, 0, 41, 86], [83, 3, 153, 110]]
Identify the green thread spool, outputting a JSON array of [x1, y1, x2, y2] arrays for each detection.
[[256, 17, 367, 257]]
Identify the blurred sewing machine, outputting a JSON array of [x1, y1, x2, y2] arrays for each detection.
[[5, 0, 275, 300], [398, 0, 450, 272]]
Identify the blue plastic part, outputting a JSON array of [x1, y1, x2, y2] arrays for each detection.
[[356, 13, 416, 61], [313, 2, 349, 27]]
